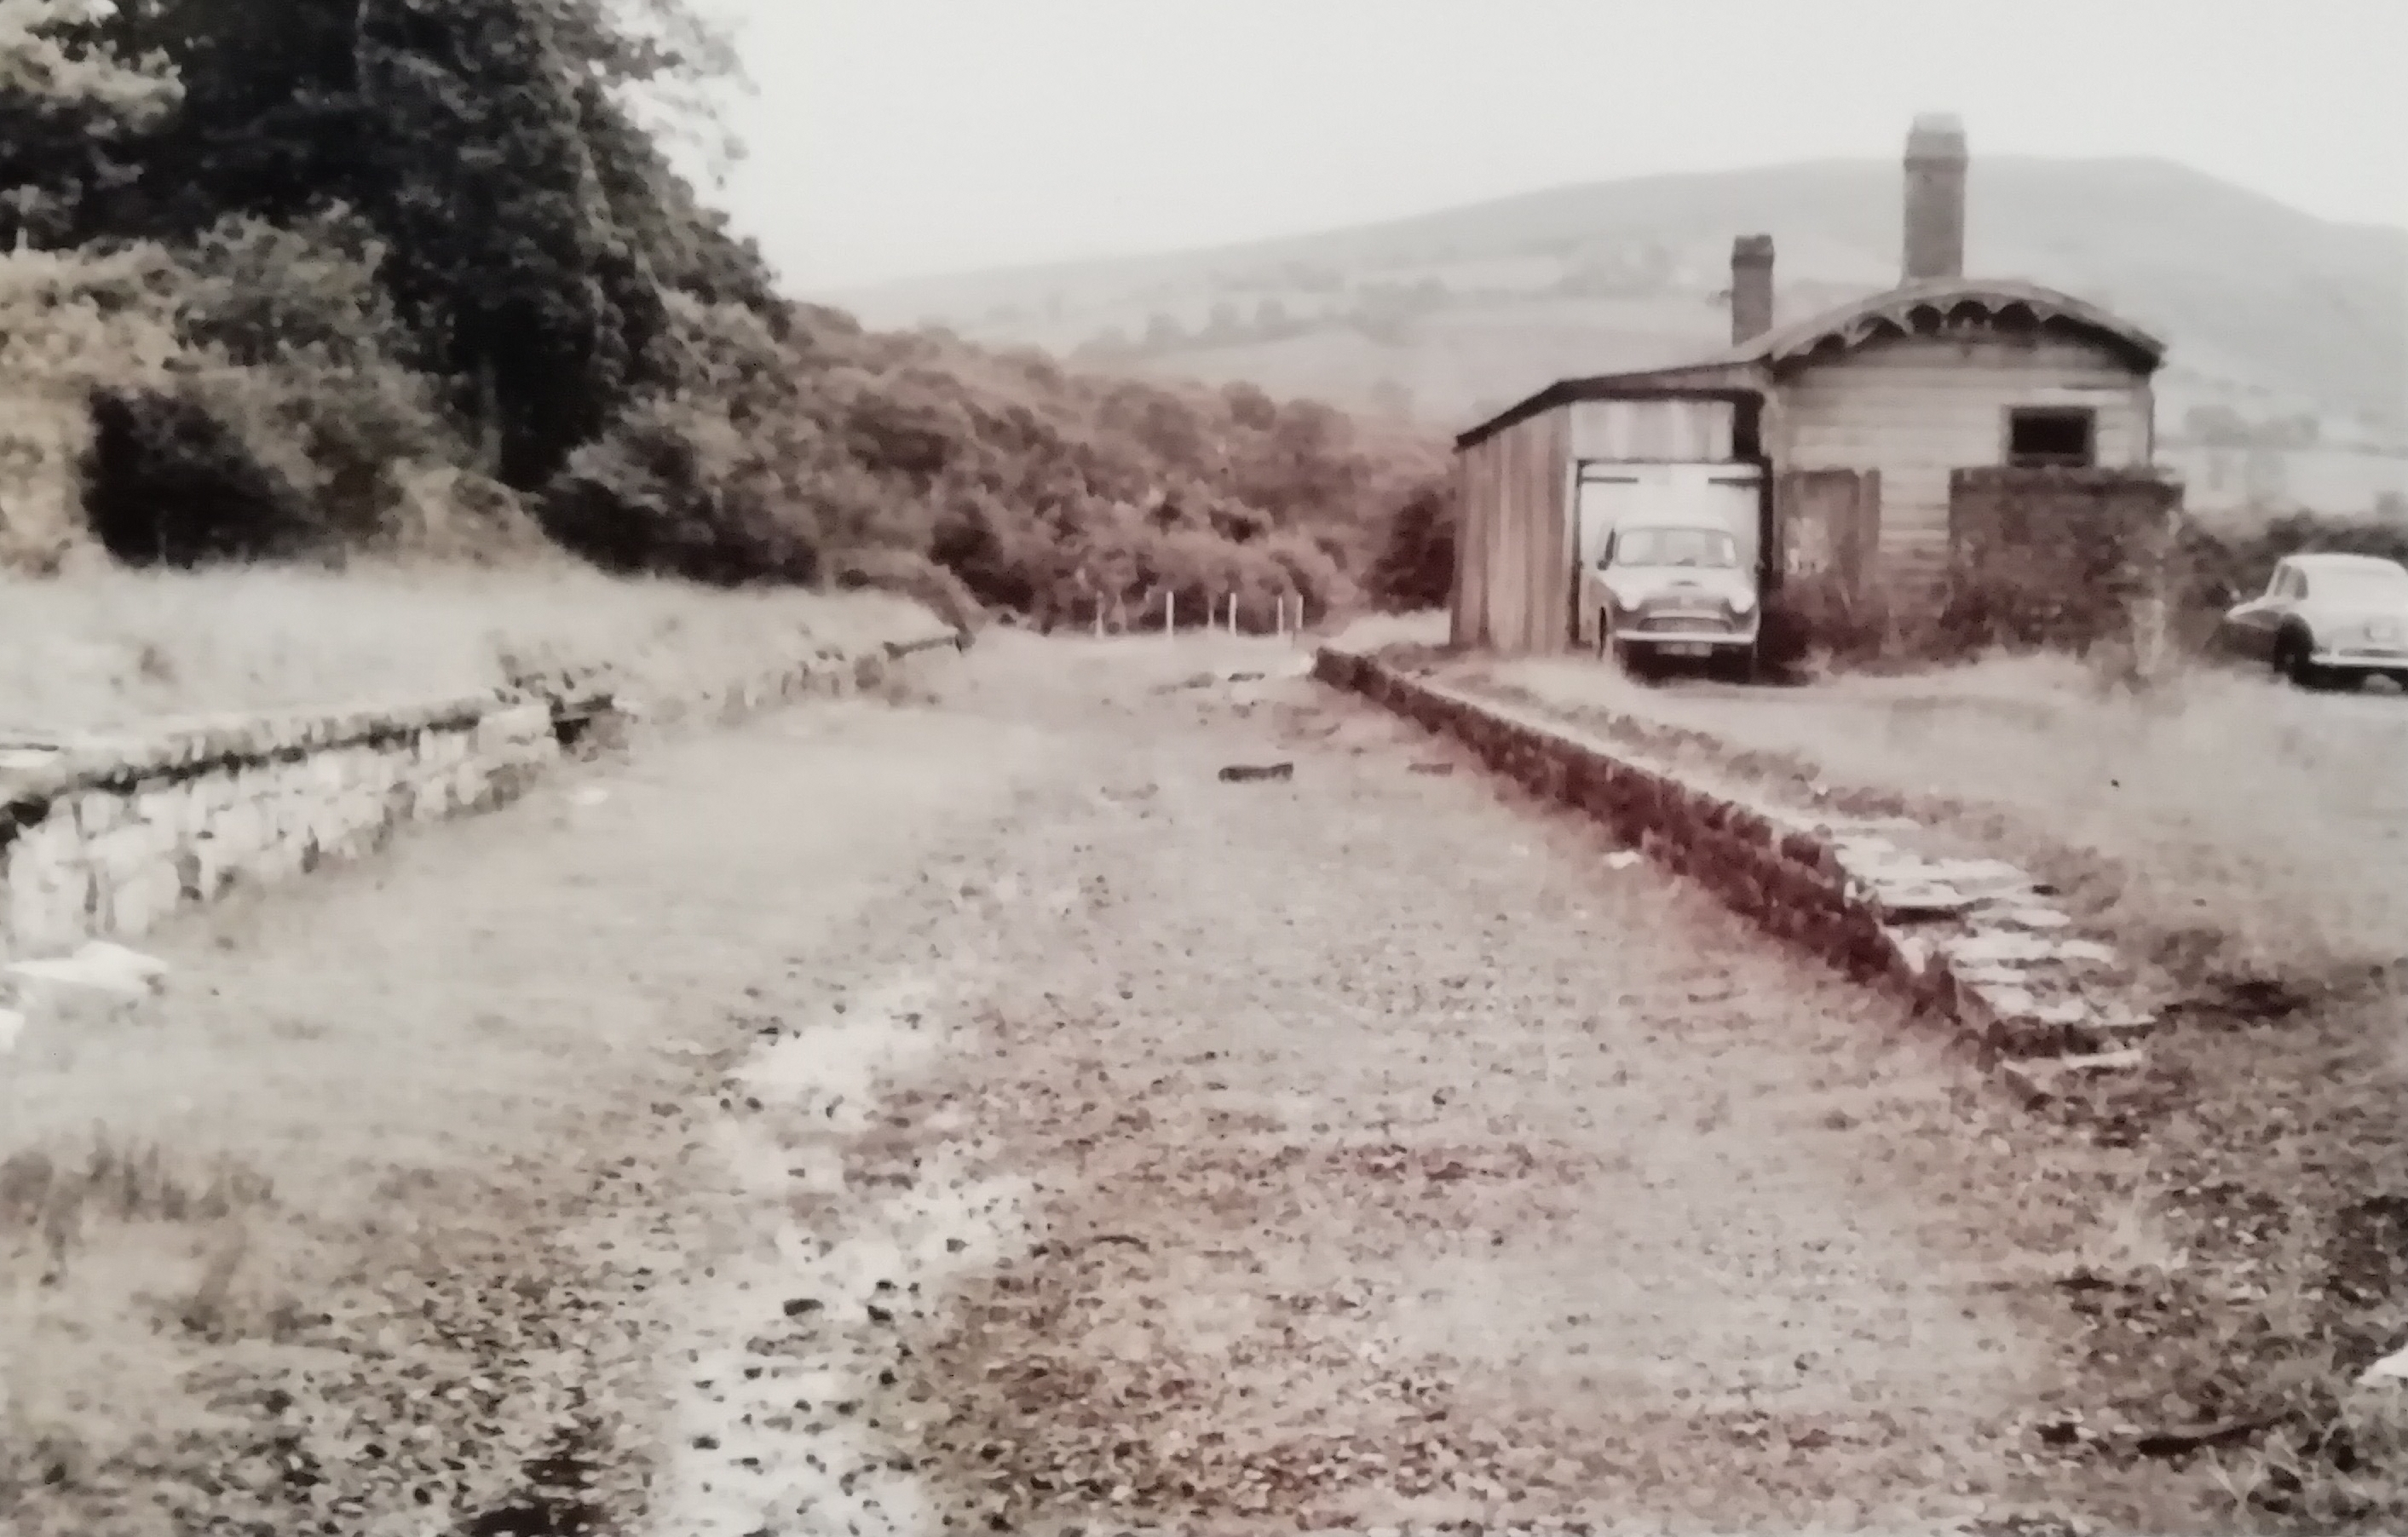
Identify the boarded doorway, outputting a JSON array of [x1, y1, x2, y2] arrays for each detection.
[[1772, 469, 1881, 652]]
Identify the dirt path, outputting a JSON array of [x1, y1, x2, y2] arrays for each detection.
[[4, 630, 2195, 1536]]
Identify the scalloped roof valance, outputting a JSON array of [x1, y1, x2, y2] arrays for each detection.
[[1732, 278, 2165, 375]]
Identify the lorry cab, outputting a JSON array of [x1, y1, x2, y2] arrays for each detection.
[[1572, 463, 1765, 682]]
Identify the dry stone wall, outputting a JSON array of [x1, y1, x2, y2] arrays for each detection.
[[0, 626, 969, 969], [1, 698, 554, 959], [1315, 645, 2158, 1103]]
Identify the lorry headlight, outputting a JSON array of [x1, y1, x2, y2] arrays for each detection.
[[1728, 590, 1757, 616]]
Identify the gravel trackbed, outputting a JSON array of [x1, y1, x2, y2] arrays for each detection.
[[2, 630, 2199, 1536]]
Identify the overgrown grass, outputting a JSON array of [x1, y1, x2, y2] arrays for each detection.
[[1471, 647, 2408, 997], [0, 561, 942, 733]]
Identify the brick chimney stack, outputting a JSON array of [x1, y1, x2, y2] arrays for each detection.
[[1730, 234, 1775, 343], [1903, 112, 1967, 283]]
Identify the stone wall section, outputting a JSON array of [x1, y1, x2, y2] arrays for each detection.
[[1315, 645, 2157, 1102], [0, 625, 969, 968], [1940, 466, 2184, 664]]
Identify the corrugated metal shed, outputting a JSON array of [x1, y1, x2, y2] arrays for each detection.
[[1450, 387, 1765, 656], [1450, 406, 1570, 653]]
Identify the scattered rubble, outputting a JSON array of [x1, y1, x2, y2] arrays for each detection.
[[1218, 762, 1295, 784], [1997, 1049, 2148, 1109], [4, 938, 171, 1046], [2360, 1345, 2408, 1387]]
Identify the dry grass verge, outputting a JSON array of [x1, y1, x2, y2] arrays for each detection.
[[1372, 623, 2408, 1531], [1468, 646, 2408, 999], [0, 561, 942, 734]]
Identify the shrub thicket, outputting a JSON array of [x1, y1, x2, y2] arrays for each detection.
[[0, 0, 1452, 623], [1360, 477, 1458, 613]]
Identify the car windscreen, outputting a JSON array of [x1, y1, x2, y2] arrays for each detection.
[[2307, 570, 2408, 602], [1611, 527, 1737, 568]]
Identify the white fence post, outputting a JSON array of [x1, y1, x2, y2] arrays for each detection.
[[1165, 590, 1175, 639]]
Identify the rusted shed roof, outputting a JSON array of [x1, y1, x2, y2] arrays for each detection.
[[1451, 368, 1761, 452], [1453, 277, 2164, 453]]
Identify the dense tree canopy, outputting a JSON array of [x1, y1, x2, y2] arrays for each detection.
[[1, 0, 1455, 619]]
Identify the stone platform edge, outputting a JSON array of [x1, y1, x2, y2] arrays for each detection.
[[0, 624, 971, 967], [1312, 644, 2158, 1103]]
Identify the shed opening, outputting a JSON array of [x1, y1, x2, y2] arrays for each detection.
[[2005, 406, 2097, 469]]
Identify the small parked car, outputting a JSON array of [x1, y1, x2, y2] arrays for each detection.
[[2219, 551, 2408, 690], [1586, 521, 1760, 682]]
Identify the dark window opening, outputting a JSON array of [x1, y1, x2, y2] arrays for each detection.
[[2006, 407, 2097, 468], [1732, 400, 1764, 459]]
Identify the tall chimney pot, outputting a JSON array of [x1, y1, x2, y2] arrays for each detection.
[[1903, 112, 1967, 283], [1730, 234, 1775, 344]]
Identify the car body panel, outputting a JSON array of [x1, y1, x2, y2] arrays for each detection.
[[1582, 521, 1761, 663], [2221, 553, 2408, 679], [1571, 463, 1762, 654]]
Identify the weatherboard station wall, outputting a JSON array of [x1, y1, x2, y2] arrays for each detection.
[[1449, 113, 2176, 658]]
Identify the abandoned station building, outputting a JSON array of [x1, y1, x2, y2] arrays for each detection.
[[1450, 114, 2181, 656]]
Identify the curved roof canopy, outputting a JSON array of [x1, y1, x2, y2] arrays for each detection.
[[1732, 278, 2166, 375]]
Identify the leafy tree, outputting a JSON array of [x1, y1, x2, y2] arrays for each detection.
[[4, 0, 1459, 628], [354, 0, 654, 487], [0, 0, 181, 245], [1365, 475, 1456, 609]]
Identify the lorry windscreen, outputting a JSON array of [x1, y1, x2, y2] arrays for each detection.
[[1612, 527, 1737, 568]]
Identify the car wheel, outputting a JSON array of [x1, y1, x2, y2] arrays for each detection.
[[2276, 629, 2324, 689], [1610, 630, 1652, 683], [1604, 612, 1638, 677]]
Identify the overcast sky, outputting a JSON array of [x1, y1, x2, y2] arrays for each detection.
[[690, 0, 2408, 296]]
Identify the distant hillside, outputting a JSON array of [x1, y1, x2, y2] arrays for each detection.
[[829, 155, 2408, 454]]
